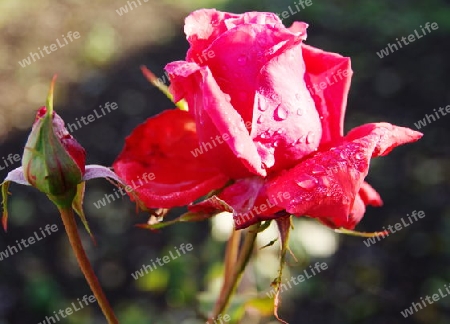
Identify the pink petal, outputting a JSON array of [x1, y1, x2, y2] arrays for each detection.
[[266, 123, 422, 229], [184, 9, 283, 65], [302, 44, 353, 146], [166, 61, 265, 178], [346, 122, 423, 157], [203, 23, 307, 129], [252, 40, 322, 172]]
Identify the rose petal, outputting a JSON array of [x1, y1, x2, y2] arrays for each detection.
[[201, 22, 307, 127], [346, 122, 423, 157], [185, 9, 283, 65], [302, 44, 353, 146], [113, 109, 229, 208], [359, 181, 383, 207], [266, 123, 422, 229], [166, 62, 265, 178], [252, 40, 322, 172]]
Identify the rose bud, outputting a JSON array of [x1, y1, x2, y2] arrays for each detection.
[[21, 77, 86, 206]]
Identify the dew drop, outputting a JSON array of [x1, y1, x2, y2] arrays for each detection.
[[271, 93, 280, 102], [306, 132, 315, 144], [273, 140, 280, 147], [276, 129, 283, 134], [342, 196, 350, 205], [296, 108, 304, 116], [275, 104, 288, 121], [237, 55, 247, 65], [295, 93, 302, 100], [295, 175, 318, 189], [260, 132, 267, 139], [320, 176, 331, 187], [311, 165, 326, 175], [257, 97, 268, 111], [355, 153, 364, 160], [339, 151, 347, 160], [296, 135, 305, 144]]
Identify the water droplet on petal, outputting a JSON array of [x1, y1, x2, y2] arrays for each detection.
[[273, 140, 280, 147], [295, 175, 318, 189], [320, 115, 324, 120], [321, 175, 331, 186], [275, 105, 288, 121], [355, 153, 364, 160], [260, 132, 267, 139], [276, 129, 283, 134], [296, 135, 305, 144], [339, 151, 347, 160], [295, 93, 301, 100], [306, 132, 315, 144], [237, 55, 247, 65], [257, 115, 264, 124], [271, 93, 280, 102], [296, 108, 304, 116], [342, 196, 350, 205], [258, 97, 268, 111], [311, 165, 326, 175]]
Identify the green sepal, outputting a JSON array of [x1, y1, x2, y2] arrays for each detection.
[[72, 182, 96, 244]]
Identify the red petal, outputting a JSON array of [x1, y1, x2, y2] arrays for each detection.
[[302, 44, 353, 146], [359, 181, 383, 207], [113, 109, 229, 208], [51, 110, 86, 175], [166, 62, 265, 178], [266, 123, 422, 229]]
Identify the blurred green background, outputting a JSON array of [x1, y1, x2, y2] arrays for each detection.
[[0, 0, 449, 323]]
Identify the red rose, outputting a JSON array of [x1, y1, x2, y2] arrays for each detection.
[[114, 9, 422, 230]]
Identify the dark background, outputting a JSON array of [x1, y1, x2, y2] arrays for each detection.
[[0, 0, 449, 323]]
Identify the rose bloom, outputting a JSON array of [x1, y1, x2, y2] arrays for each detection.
[[114, 9, 422, 230]]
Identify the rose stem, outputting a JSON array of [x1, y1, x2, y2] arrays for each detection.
[[208, 222, 260, 323], [58, 206, 118, 324]]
